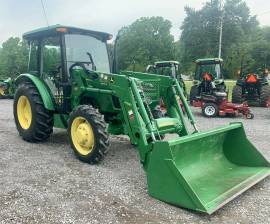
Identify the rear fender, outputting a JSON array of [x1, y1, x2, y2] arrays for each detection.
[[15, 74, 55, 111]]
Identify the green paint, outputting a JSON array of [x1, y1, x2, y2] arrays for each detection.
[[16, 74, 55, 111], [18, 25, 270, 214], [147, 123, 270, 214]]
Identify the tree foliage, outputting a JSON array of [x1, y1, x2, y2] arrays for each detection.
[[0, 3, 270, 80], [180, 0, 263, 78], [0, 37, 28, 79], [116, 17, 175, 72]]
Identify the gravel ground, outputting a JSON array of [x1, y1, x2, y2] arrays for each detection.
[[0, 99, 269, 224]]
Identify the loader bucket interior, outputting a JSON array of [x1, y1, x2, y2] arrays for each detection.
[[146, 123, 270, 214]]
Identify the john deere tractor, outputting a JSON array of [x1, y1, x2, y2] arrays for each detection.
[[232, 69, 270, 106], [0, 77, 15, 99], [146, 61, 186, 95], [13, 25, 270, 214], [189, 58, 225, 103]]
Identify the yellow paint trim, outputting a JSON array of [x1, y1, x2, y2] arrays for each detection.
[[0, 87, 5, 96], [71, 116, 95, 156], [17, 96, 32, 129]]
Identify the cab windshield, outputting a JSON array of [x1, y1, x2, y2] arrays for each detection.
[[156, 64, 179, 78], [195, 63, 222, 80], [65, 34, 110, 73]]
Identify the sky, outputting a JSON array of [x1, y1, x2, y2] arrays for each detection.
[[0, 0, 269, 44]]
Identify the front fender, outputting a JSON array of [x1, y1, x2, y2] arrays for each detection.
[[15, 74, 55, 111]]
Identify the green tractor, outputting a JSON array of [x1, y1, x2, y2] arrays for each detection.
[[189, 58, 225, 103], [13, 25, 270, 214], [232, 69, 270, 106], [0, 77, 16, 99], [146, 61, 186, 95]]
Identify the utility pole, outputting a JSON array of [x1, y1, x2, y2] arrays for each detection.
[[218, 0, 224, 58]]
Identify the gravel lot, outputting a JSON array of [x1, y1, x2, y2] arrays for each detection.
[[0, 99, 269, 224]]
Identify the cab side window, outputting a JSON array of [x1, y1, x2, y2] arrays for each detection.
[[42, 36, 62, 77], [28, 40, 39, 73]]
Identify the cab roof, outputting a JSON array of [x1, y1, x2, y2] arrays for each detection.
[[195, 58, 223, 65], [23, 24, 112, 41], [154, 61, 179, 66]]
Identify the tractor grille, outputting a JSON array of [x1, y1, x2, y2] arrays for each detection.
[[136, 79, 160, 103], [54, 89, 64, 107]]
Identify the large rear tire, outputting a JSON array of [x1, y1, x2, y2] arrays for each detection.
[[189, 85, 199, 104], [260, 85, 270, 107], [68, 105, 109, 164], [13, 82, 53, 142], [232, 85, 243, 103]]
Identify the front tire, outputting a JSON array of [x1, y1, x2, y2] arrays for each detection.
[[13, 82, 53, 142], [202, 102, 218, 118], [232, 85, 243, 103], [68, 105, 109, 164]]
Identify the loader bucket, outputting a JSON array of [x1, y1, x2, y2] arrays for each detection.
[[146, 123, 270, 214]]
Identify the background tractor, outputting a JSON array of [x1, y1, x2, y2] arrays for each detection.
[[189, 58, 225, 103], [0, 77, 15, 99], [145, 61, 186, 95], [232, 69, 270, 106], [190, 58, 254, 118], [13, 25, 270, 214]]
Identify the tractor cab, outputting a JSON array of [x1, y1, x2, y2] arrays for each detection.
[[146, 61, 186, 93], [194, 58, 224, 82], [23, 25, 113, 112], [190, 58, 226, 103]]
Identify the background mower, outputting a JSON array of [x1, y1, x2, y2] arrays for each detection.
[[232, 69, 270, 106], [13, 25, 270, 214], [192, 91, 254, 119]]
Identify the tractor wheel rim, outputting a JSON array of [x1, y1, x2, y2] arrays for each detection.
[[205, 106, 216, 116], [0, 87, 5, 96], [17, 96, 32, 129], [71, 117, 95, 156]]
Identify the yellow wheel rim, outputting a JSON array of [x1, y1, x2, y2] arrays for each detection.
[[17, 96, 32, 129], [71, 117, 95, 156], [0, 87, 5, 96]]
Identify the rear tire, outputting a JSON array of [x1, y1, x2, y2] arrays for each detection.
[[260, 85, 270, 107], [189, 85, 199, 104], [68, 105, 109, 164], [202, 102, 218, 118], [232, 85, 243, 103], [13, 82, 53, 142]]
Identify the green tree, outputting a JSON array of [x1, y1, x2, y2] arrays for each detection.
[[116, 17, 175, 72], [180, 0, 259, 78], [0, 37, 28, 79]]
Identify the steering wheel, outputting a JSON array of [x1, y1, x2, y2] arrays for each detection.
[[69, 62, 98, 80]]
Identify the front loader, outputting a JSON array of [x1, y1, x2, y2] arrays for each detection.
[[13, 25, 270, 214]]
